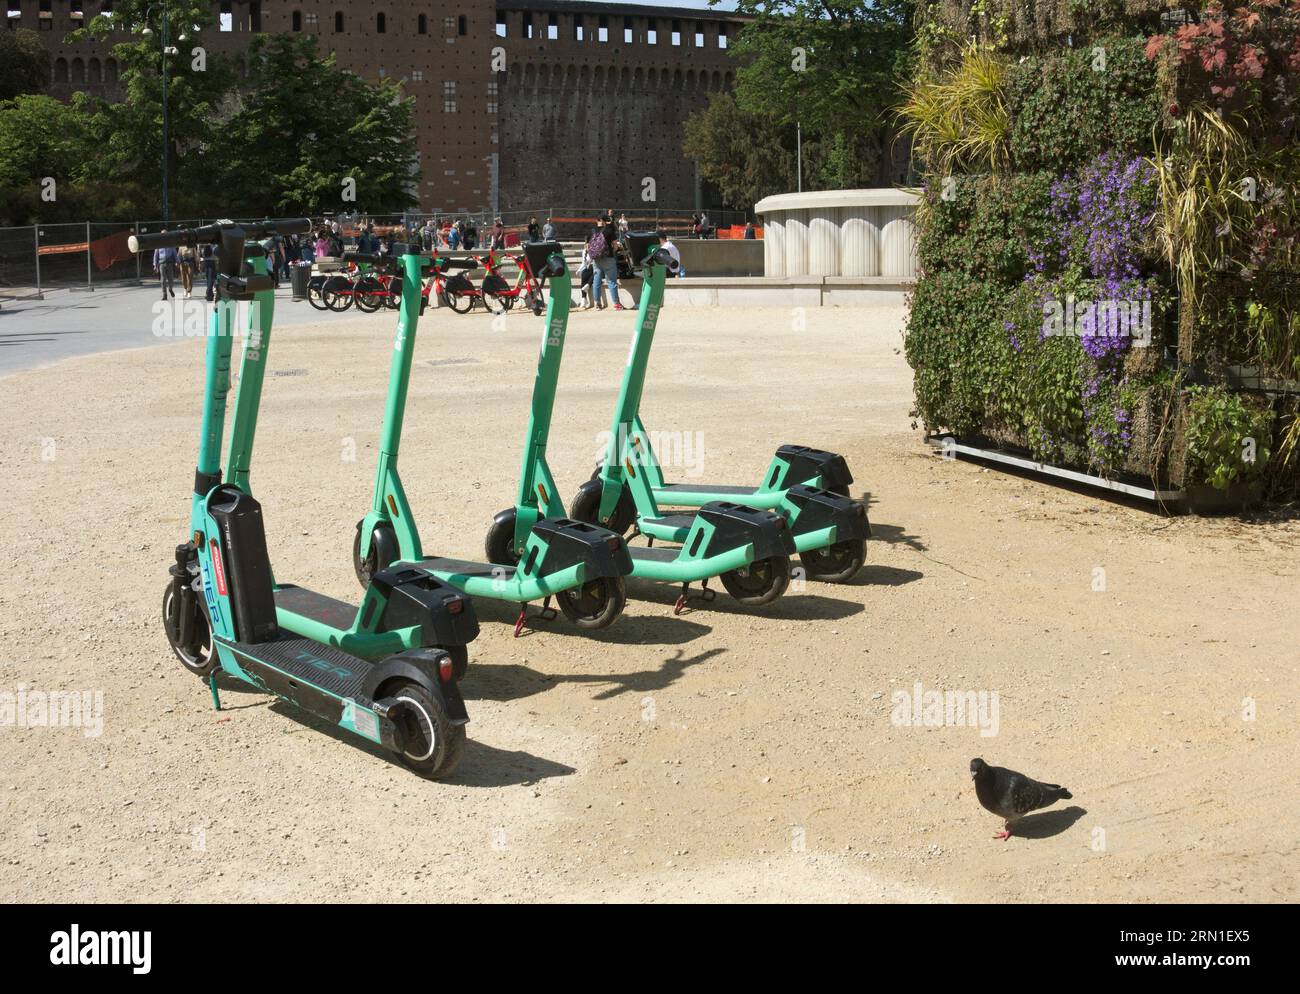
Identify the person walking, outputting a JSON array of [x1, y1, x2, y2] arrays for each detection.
[[464, 218, 478, 252], [590, 213, 622, 310], [490, 218, 507, 251], [177, 243, 196, 299], [447, 223, 461, 250], [542, 216, 557, 241], [527, 216, 540, 242], [201, 242, 217, 301], [153, 235, 177, 300], [743, 221, 756, 239], [617, 212, 629, 241], [314, 230, 331, 259]]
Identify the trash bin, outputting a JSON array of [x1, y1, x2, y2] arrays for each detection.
[[290, 263, 311, 301]]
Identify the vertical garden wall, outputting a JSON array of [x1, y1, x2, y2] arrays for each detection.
[[900, 1, 1299, 504]]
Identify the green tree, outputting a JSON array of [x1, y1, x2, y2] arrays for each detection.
[[214, 34, 419, 215], [71, 0, 238, 219], [0, 94, 100, 222], [0, 28, 50, 102], [683, 92, 800, 205], [683, 0, 915, 200]]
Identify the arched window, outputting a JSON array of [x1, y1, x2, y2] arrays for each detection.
[[292, 10, 302, 32], [54, 58, 69, 84], [88, 58, 101, 83], [418, 14, 427, 34], [105, 59, 118, 85], [334, 11, 344, 32], [376, 12, 385, 34], [71, 58, 85, 84]]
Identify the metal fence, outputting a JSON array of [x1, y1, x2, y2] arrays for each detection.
[[0, 206, 755, 296]]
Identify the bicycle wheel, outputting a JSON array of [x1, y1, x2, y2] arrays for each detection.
[[353, 276, 385, 312], [322, 275, 353, 311]]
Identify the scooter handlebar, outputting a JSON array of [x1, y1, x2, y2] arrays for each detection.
[[127, 217, 312, 253]]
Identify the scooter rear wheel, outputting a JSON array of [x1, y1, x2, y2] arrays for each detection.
[[799, 539, 866, 583], [162, 583, 216, 677], [353, 522, 398, 589], [720, 555, 791, 606], [382, 679, 465, 779], [557, 576, 626, 630]]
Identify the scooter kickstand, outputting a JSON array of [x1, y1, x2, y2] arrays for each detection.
[[514, 604, 528, 638], [208, 674, 222, 712], [673, 583, 689, 616]]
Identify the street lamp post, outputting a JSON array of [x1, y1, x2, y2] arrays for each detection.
[[143, 5, 184, 223]]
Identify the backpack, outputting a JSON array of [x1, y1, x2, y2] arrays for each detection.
[[589, 229, 608, 258]]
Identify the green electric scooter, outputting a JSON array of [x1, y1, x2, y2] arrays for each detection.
[[351, 245, 634, 637], [147, 220, 479, 779], [569, 232, 871, 585], [495, 246, 797, 615]]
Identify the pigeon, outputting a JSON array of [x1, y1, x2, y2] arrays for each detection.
[[970, 757, 1072, 840]]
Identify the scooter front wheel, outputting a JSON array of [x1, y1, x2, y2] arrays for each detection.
[[162, 583, 216, 677], [557, 576, 626, 630], [353, 522, 398, 589], [381, 679, 465, 779], [485, 509, 522, 566], [569, 472, 637, 536], [720, 555, 791, 606], [800, 539, 866, 583]]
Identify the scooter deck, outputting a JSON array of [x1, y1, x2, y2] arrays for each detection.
[[217, 631, 370, 701], [274, 584, 357, 631], [641, 512, 698, 531], [415, 556, 516, 580], [658, 484, 758, 497]]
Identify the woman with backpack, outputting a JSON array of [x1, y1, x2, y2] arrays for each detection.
[[590, 213, 622, 310]]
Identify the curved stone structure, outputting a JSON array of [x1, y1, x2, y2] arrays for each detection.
[[755, 189, 919, 279]]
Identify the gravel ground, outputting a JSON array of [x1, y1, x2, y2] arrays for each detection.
[[0, 301, 1296, 903]]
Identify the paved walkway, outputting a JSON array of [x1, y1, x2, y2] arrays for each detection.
[[0, 284, 360, 376]]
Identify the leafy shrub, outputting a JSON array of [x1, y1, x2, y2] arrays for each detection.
[[1185, 385, 1276, 490], [1008, 36, 1161, 173], [917, 172, 1056, 285]]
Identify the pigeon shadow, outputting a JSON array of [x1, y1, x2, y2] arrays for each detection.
[[1013, 805, 1088, 839]]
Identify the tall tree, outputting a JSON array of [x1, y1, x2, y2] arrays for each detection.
[[70, 1, 239, 219], [683, 92, 800, 205], [0, 28, 50, 102], [0, 95, 100, 222], [685, 1, 915, 202], [214, 35, 419, 215]]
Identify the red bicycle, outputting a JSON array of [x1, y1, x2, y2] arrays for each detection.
[[428, 254, 495, 313], [479, 249, 550, 316]]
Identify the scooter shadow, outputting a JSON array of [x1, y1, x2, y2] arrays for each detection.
[[264, 699, 575, 788], [466, 646, 726, 704], [624, 577, 865, 623], [470, 598, 713, 646], [846, 490, 929, 554], [840, 565, 924, 588]]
